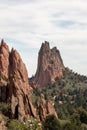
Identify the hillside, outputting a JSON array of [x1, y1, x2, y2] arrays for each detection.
[[32, 67, 87, 119], [30, 42, 87, 129]]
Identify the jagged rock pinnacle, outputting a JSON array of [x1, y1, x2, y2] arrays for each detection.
[[33, 41, 65, 88]]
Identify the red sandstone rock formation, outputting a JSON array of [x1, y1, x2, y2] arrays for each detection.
[[0, 40, 9, 101], [33, 41, 65, 88], [0, 40, 59, 121], [0, 40, 36, 120], [0, 39, 9, 85], [39, 94, 58, 121], [9, 48, 36, 120]]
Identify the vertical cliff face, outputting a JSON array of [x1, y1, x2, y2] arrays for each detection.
[[0, 40, 36, 120], [0, 40, 9, 101], [9, 48, 36, 120], [0, 40, 9, 85], [33, 41, 65, 88]]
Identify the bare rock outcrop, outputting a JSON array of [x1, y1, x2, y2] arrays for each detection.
[[0, 40, 9, 101], [32, 41, 65, 88], [0, 39, 9, 81], [0, 40, 36, 120], [9, 48, 36, 120], [39, 94, 58, 121]]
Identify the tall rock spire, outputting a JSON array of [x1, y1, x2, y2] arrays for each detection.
[[0, 39, 9, 82], [0, 40, 10, 101], [9, 48, 36, 120], [33, 41, 65, 88]]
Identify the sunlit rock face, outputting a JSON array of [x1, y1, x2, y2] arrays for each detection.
[[33, 41, 65, 88], [0, 40, 36, 120], [9, 48, 36, 120]]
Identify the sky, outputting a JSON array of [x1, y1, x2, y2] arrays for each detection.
[[0, 0, 87, 77]]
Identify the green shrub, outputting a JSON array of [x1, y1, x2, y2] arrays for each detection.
[[7, 119, 27, 130], [43, 115, 60, 130], [79, 109, 87, 124], [7, 117, 42, 130], [23, 117, 42, 130], [62, 122, 80, 130], [70, 113, 81, 126], [0, 102, 10, 116]]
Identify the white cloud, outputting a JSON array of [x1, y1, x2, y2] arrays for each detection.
[[0, 0, 87, 76]]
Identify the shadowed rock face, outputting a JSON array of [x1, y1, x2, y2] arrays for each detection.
[[33, 41, 65, 88], [39, 94, 58, 121], [0, 40, 9, 101], [0, 40, 36, 120]]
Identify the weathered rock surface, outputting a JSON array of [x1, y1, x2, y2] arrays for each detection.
[[32, 41, 65, 88], [9, 48, 36, 120], [0, 40, 36, 120], [39, 94, 58, 121], [0, 40, 9, 101], [0, 39, 9, 81]]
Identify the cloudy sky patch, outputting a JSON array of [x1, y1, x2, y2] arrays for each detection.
[[0, 0, 87, 77]]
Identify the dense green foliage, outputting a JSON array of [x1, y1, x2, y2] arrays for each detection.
[[43, 115, 60, 130], [0, 102, 10, 117], [79, 108, 87, 124], [43, 114, 87, 130], [6, 117, 42, 130], [32, 68, 87, 129], [36, 68, 87, 119], [7, 119, 27, 130]]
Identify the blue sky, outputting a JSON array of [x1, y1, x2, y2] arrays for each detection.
[[0, 0, 87, 77]]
